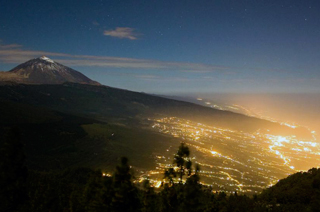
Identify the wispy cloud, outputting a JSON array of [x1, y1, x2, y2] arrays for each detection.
[[103, 27, 140, 40], [0, 44, 23, 49], [134, 74, 191, 82], [0, 39, 22, 49], [0, 42, 227, 73], [135, 75, 161, 79]]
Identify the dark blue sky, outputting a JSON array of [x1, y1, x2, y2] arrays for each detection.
[[0, 0, 319, 93]]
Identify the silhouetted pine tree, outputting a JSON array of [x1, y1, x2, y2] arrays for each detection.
[[182, 164, 202, 212], [141, 179, 157, 212], [163, 168, 176, 186], [159, 184, 179, 212], [83, 170, 107, 212], [111, 157, 140, 212], [174, 143, 192, 183]]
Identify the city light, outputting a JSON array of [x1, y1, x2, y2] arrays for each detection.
[[146, 115, 319, 194]]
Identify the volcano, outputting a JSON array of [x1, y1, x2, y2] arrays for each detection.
[[0, 56, 100, 85]]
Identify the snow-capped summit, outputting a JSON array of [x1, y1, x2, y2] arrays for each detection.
[[0, 57, 100, 85], [39, 56, 54, 63]]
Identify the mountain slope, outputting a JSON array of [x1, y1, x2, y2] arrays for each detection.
[[0, 82, 308, 137], [0, 98, 180, 171], [0, 56, 100, 85]]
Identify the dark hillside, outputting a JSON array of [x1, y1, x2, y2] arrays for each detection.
[[259, 168, 320, 211], [0, 99, 179, 171], [0, 83, 308, 137]]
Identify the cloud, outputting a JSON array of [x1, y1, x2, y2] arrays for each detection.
[[133, 74, 190, 82], [103, 27, 140, 40], [0, 44, 23, 49], [0, 42, 228, 73], [135, 75, 161, 79]]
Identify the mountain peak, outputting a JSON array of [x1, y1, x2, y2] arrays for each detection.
[[0, 57, 100, 85], [39, 56, 54, 63]]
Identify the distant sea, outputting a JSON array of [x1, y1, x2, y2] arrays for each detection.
[[169, 93, 320, 141]]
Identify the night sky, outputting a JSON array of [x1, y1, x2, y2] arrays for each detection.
[[0, 0, 319, 94]]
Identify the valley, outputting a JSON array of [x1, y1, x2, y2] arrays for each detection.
[[136, 116, 319, 194]]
